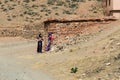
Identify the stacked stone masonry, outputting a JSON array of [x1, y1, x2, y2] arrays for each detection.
[[45, 18, 116, 51], [47, 22, 100, 49], [0, 18, 116, 51]]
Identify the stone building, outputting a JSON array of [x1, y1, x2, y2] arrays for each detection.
[[103, 0, 120, 19]]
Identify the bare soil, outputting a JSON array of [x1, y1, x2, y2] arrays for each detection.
[[0, 20, 120, 80], [0, 0, 103, 27], [0, 37, 53, 80]]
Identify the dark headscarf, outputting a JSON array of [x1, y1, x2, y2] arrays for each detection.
[[39, 33, 42, 38], [48, 32, 52, 37]]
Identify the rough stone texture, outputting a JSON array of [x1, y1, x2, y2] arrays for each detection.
[[46, 21, 105, 51], [0, 19, 115, 51]]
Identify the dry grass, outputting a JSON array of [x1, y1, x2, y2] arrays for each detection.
[[0, 0, 103, 27]]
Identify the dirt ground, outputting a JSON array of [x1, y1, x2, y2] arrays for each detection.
[[0, 20, 120, 80], [0, 0, 103, 27], [0, 37, 53, 80]]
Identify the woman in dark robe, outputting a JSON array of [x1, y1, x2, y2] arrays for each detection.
[[37, 34, 43, 53]]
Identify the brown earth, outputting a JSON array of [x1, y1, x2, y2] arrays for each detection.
[[0, 0, 120, 80], [0, 0, 105, 39], [0, 0, 103, 27], [0, 20, 120, 80]]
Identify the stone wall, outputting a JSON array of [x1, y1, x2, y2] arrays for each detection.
[[0, 18, 116, 51], [45, 19, 116, 51]]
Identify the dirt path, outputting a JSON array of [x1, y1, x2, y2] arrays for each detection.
[[0, 21, 120, 80], [0, 39, 53, 80]]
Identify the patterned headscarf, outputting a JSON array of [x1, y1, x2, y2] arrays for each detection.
[[48, 32, 52, 37]]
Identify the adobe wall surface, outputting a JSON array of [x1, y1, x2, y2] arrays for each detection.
[[113, 0, 120, 10], [103, 0, 120, 18], [47, 21, 107, 51], [0, 18, 116, 51], [112, 0, 120, 19], [113, 13, 120, 19], [103, 0, 112, 16]]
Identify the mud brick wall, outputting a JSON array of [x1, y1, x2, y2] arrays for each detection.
[[45, 20, 109, 51]]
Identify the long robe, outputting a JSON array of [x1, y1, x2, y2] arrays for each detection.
[[37, 40, 42, 53]]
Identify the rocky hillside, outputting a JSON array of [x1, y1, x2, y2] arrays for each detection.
[[0, 0, 104, 27]]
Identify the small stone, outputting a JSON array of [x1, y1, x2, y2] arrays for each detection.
[[106, 62, 111, 66], [82, 73, 86, 76], [117, 43, 120, 46]]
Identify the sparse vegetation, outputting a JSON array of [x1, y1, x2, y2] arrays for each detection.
[[63, 10, 73, 14], [55, 13, 59, 16], [23, 0, 30, 3], [0, 0, 104, 28], [47, 0, 55, 5], [114, 53, 120, 60], [69, 49, 73, 52], [69, 3, 79, 8], [0, 1, 119, 80], [71, 67, 78, 73], [0, 0, 102, 40], [7, 18, 12, 21], [56, 1, 64, 6]]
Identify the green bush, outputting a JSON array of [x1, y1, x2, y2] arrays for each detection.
[[7, 18, 12, 21], [52, 7, 58, 10], [45, 14, 48, 16], [20, 14, 23, 17], [55, 13, 59, 16], [4, 0, 9, 3], [69, 3, 78, 8], [114, 53, 120, 60], [69, 49, 73, 52], [24, 10, 39, 16], [40, 4, 46, 7], [71, 67, 78, 73], [56, 1, 64, 6], [12, 15, 16, 18], [63, 10, 73, 14], [47, 10, 51, 14], [47, 0, 55, 5], [3, 8, 7, 12], [32, 5, 39, 8]]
